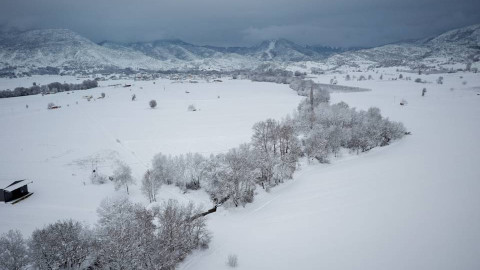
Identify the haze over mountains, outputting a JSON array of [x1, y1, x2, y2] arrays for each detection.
[[0, 24, 479, 75]]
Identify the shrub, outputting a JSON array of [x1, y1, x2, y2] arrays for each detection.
[[149, 99, 157, 109], [227, 254, 238, 268], [90, 172, 108, 185], [414, 78, 422, 83], [47, 102, 55, 109], [437, 76, 443, 84], [188, 104, 197, 111]]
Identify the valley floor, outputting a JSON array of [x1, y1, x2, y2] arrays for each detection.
[[0, 78, 301, 234], [179, 71, 480, 270], [1, 71, 479, 270]]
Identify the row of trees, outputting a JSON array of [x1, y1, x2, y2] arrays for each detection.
[[141, 115, 302, 207], [0, 197, 210, 270], [0, 80, 98, 98], [141, 78, 406, 208]]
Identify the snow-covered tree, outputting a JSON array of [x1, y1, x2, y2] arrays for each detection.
[[204, 145, 257, 207], [275, 117, 301, 180], [304, 126, 329, 163], [96, 197, 157, 269], [0, 230, 29, 270], [112, 161, 135, 194], [251, 119, 280, 187], [151, 153, 174, 185], [153, 200, 211, 264], [141, 169, 161, 203], [184, 153, 207, 190], [29, 220, 95, 270]]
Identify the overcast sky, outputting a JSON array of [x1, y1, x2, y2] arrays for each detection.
[[1, 0, 479, 47]]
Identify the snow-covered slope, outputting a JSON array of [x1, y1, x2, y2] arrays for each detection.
[[245, 39, 326, 61], [420, 24, 480, 63], [0, 29, 177, 71], [101, 38, 332, 63], [101, 39, 220, 61], [328, 24, 480, 68]]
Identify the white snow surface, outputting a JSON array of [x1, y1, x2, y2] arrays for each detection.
[[1, 71, 479, 270], [0, 78, 301, 234], [179, 72, 480, 270]]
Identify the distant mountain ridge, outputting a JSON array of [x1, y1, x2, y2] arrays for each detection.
[[0, 24, 479, 75], [327, 24, 480, 68], [99, 38, 342, 62]]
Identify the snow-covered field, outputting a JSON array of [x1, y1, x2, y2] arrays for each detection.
[[179, 72, 480, 270], [0, 78, 301, 234], [1, 71, 479, 270]]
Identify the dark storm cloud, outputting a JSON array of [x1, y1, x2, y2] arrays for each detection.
[[1, 0, 479, 47]]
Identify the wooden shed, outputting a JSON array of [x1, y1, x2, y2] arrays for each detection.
[[0, 180, 30, 203]]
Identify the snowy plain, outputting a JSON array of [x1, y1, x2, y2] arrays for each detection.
[[1, 71, 479, 270], [179, 71, 480, 270], [0, 78, 301, 234]]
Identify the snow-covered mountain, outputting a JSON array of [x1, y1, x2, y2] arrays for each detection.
[[327, 24, 480, 69], [230, 39, 338, 61], [101, 38, 336, 62], [100, 39, 222, 61], [0, 24, 479, 75], [0, 29, 178, 72]]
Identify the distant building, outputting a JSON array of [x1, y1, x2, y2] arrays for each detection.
[[0, 180, 30, 203]]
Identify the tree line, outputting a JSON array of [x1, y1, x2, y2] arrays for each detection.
[[140, 78, 406, 207], [0, 80, 98, 99], [0, 197, 210, 270]]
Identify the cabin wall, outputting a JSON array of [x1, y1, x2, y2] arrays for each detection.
[[9, 185, 28, 202], [3, 191, 12, 202]]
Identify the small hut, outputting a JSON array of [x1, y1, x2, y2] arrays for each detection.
[[0, 180, 30, 203]]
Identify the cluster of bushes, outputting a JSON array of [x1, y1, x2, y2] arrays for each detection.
[[249, 68, 296, 84], [141, 79, 406, 208], [0, 80, 98, 98], [0, 197, 210, 270]]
